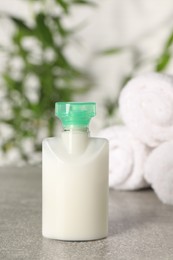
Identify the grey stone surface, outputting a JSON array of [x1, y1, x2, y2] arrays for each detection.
[[0, 166, 173, 260]]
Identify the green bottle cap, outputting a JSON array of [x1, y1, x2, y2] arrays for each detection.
[[55, 102, 96, 129]]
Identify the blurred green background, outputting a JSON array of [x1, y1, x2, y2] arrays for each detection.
[[0, 0, 173, 165], [0, 0, 94, 164]]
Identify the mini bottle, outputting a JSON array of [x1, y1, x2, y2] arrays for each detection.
[[42, 102, 109, 241]]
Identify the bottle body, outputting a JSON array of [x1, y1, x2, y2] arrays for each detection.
[[42, 131, 109, 241]]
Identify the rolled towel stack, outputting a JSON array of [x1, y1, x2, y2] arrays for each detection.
[[98, 126, 149, 190], [119, 73, 173, 147], [101, 72, 173, 204], [144, 141, 173, 205]]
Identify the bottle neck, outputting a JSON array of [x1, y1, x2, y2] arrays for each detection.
[[61, 127, 89, 155]]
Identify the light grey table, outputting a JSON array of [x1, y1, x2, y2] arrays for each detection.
[[0, 167, 173, 260]]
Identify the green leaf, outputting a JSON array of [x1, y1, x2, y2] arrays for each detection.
[[3, 74, 23, 92], [56, 0, 69, 14], [10, 17, 33, 36], [35, 13, 54, 47], [104, 98, 117, 116], [1, 119, 14, 125], [154, 30, 173, 72], [155, 52, 171, 72], [98, 47, 123, 56], [52, 16, 70, 37], [72, 0, 96, 6], [165, 31, 173, 49], [48, 116, 55, 136]]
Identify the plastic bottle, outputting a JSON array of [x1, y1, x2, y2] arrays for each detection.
[[42, 102, 109, 241]]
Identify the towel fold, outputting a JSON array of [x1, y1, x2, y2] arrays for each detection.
[[98, 125, 149, 190], [144, 141, 173, 205], [119, 73, 173, 147]]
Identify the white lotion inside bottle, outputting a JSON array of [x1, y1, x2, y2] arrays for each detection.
[[42, 102, 109, 241]]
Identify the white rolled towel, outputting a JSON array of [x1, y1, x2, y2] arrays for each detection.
[[119, 72, 173, 147], [98, 125, 149, 190], [144, 141, 173, 205]]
